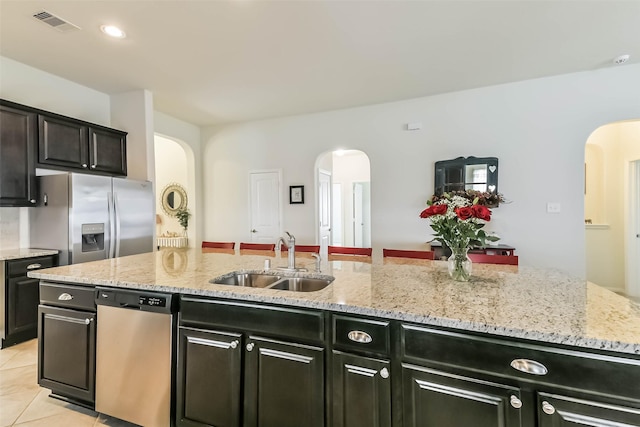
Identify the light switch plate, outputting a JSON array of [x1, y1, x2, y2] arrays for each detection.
[[546, 202, 561, 214]]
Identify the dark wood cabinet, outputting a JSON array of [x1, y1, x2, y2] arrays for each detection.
[[2, 255, 58, 348], [38, 114, 127, 176], [177, 297, 326, 427], [37, 281, 97, 407], [332, 350, 391, 427], [537, 392, 640, 427], [38, 114, 89, 170], [402, 364, 523, 427], [38, 305, 96, 404], [244, 335, 324, 427], [176, 327, 243, 427], [0, 102, 37, 206]]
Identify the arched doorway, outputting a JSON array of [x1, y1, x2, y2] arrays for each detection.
[[316, 150, 371, 254], [154, 134, 196, 247], [584, 120, 640, 298]]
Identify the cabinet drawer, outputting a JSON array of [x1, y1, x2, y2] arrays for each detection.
[[333, 315, 390, 356], [401, 324, 640, 401], [40, 282, 96, 311], [180, 297, 325, 343], [7, 255, 57, 277]]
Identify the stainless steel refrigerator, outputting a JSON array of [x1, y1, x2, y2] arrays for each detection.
[[30, 173, 154, 265]]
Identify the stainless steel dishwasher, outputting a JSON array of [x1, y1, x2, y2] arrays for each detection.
[[95, 287, 176, 427]]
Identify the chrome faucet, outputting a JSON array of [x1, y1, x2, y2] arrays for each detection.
[[311, 253, 321, 273], [277, 231, 296, 270]]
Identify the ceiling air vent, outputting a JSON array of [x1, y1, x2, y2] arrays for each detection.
[[32, 10, 80, 33]]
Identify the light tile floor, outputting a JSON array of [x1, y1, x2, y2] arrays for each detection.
[[0, 339, 137, 427]]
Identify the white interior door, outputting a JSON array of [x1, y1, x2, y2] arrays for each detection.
[[353, 182, 364, 247], [249, 171, 281, 243], [629, 160, 640, 297], [318, 170, 331, 254], [332, 183, 342, 245]]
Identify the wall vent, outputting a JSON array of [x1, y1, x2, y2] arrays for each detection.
[[32, 10, 80, 33]]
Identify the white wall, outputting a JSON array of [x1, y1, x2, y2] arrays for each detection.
[[202, 64, 640, 277]]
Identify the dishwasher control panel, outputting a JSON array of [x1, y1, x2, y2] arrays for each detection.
[[95, 287, 175, 313], [139, 296, 167, 307]]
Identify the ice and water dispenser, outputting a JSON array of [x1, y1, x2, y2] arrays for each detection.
[[81, 223, 105, 252]]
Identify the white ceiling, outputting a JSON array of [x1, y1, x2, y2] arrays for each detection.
[[1, 1, 638, 126]]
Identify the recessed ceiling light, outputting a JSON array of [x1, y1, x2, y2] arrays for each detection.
[[100, 25, 126, 39], [613, 54, 630, 65]]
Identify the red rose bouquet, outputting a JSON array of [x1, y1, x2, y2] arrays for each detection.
[[420, 190, 503, 280]]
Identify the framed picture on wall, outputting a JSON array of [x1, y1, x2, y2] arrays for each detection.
[[289, 185, 304, 204]]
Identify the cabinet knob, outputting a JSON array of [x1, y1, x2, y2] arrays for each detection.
[[541, 401, 555, 415], [27, 263, 42, 270], [510, 395, 522, 409], [82, 163, 88, 168], [30, 199, 36, 204], [229, 340, 239, 349], [91, 164, 96, 169], [379, 368, 389, 379], [246, 343, 255, 352], [84, 318, 94, 325]]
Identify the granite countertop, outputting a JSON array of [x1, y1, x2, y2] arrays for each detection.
[[0, 248, 59, 261], [28, 248, 640, 356]]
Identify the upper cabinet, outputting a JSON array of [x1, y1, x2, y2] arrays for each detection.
[[38, 113, 127, 176], [0, 102, 38, 206]]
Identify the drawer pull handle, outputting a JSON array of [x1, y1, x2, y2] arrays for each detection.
[[230, 340, 239, 349], [58, 293, 74, 301], [246, 343, 255, 352], [348, 330, 372, 343], [510, 395, 522, 409], [379, 368, 389, 379], [542, 401, 555, 415], [27, 263, 42, 270], [510, 359, 548, 375]]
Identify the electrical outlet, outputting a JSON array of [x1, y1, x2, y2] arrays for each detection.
[[546, 202, 561, 214]]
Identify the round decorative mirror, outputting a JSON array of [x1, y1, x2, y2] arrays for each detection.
[[160, 183, 188, 216]]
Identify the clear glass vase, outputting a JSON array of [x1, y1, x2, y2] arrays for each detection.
[[447, 246, 472, 282]]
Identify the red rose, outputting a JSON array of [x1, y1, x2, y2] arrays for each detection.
[[455, 206, 474, 220], [419, 204, 447, 218], [471, 204, 492, 221]]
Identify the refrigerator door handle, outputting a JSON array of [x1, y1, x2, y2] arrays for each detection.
[[114, 192, 121, 258], [108, 192, 115, 259]]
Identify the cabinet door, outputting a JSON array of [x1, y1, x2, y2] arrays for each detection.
[[0, 104, 37, 206], [38, 305, 96, 404], [537, 392, 640, 426], [402, 364, 523, 427], [7, 276, 39, 338], [332, 350, 391, 427], [244, 336, 325, 427], [88, 127, 127, 176], [38, 114, 89, 170], [176, 327, 243, 427]]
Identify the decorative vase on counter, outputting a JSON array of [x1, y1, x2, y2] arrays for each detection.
[[447, 246, 472, 282]]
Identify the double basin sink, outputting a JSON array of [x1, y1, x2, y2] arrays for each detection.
[[210, 272, 334, 292]]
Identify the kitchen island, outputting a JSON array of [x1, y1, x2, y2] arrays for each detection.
[[29, 249, 640, 427]]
